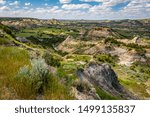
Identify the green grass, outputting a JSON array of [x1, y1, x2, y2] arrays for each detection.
[[43, 74, 74, 100], [0, 49, 74, 99], [114, 64, 150, 99], [0, 46, 30, 79], [12, 58, 74, 100], [95, 86, 121, 100], [66, 54, 91, 63], [16, 27, 78, 48], [16, 32, 36, 37], [0, 46, 30, 99], [17, 27, 74, 37], [0, 37, 11, 45], [94, 54, 118, 66], [119, 78, 150, 98], [59, 62, 78, 74]]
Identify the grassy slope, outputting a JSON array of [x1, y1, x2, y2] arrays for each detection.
[[0, 46, 30, 99], [0, 25, 74, 99], [0, 46, 74, 99], [114, 65, 150, 99]]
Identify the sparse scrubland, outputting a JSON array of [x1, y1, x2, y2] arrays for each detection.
[[0, 18, 150, 99]]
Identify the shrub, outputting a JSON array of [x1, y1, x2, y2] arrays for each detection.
[[94, 54, 118, 66], [43, 52, 61, 67], [13, 58, 74, 99], [57, 65, 77, 86], [0, 24, 15, 38], [0, 37, 11, 45], [104, 37, 124, 46], [73, 80, 91, 93], [126, 43, 146, 56], [130, 61, 150, 76], [13, 58, 49, 99]]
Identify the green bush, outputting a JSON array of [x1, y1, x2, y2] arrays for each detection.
[[13, 58, 73, 99], [57, 65, 77, 86], [13, 58, 49, 99], [0, 24, 15, 38], [104, 38, 124, 46], [130, 61, 150, 80], [0, 37, 11, 45], [73, 80, 91, 93], [43, 53, 61, 67], [126, 43, 146, 56], [94, 54, 118, 66]]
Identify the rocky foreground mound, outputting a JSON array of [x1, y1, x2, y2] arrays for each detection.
[[77, 62, 137, 99]]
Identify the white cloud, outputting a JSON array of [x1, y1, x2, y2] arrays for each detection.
[[87, 0, 150, 19], [103, 0, 130, 6], [123, 0, 149, 11], [146, 3, 150, 8], [0, 0, 6, 4], [25, 2, 31, 6], [111, 0, 150, 19], [62, 4, 91, 10], [88, 4, 112, 17], [0, 6, 10, 11], [80, 0, 109, 2], [9, 1, 19, 6], [0, 0, 149, 20], [80, 0, 130, 6], [59, 0, 72, 4]]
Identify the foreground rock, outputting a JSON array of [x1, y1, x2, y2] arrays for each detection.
[[77, 62, 137, 99]]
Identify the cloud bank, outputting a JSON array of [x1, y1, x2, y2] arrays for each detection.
[[0, 0, 149, 20]]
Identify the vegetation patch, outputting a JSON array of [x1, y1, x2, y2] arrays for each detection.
[[94, 54, 118, 66], [0, 37, 11, 45], [66, 54, 91, 63], [0, 47, 30, 99], [95, 86, 120, 100], [119, 78, 150, 98], [43, 52, 61, 67]]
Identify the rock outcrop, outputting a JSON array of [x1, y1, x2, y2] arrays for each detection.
[[77, 62, 137, 99], [132, 36, 141, 44]]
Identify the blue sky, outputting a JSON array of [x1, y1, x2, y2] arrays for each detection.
[[0, 0, 150, 19]]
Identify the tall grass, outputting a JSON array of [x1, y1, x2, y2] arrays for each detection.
[[12, 58, 49, 99], [43, 75, 74, 100], [0, 37, 11, 45], [0, 47, 74, 99], [9, 58, 74, 100], [0, 46, 30, 84], [0, 46, 30, 99], [95, 86, 120, 100]]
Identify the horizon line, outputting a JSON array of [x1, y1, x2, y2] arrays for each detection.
[[0, 16, 150, 21]]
